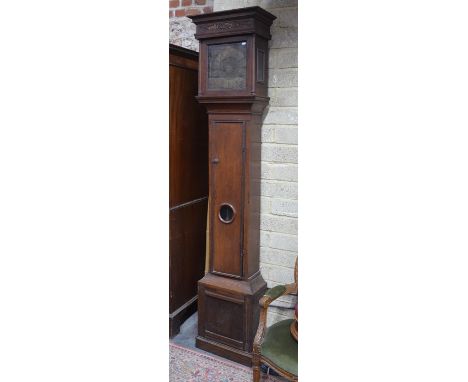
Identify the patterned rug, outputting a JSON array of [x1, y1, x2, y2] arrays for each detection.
[[169, 342, 284, 382]]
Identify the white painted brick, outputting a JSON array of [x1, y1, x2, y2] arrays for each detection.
[[270, 26, 298, 48], [266, 312, 278, 326], [216, 0, 298, 11], [261, 143, 297, 163], [260, 230, 270, 247], [268, 305, 295, 318], [213, 0, 258, 11], [261, 180, 297, 199], [276, 294, 297, 308], [260, 197, 271, 214], [261, 263, 295, 284], [260, 0, 298, 9], [261, 231, 298, 252], [271, 198, 298, 217], [269, 68, 297, 88], [261, 162, 298, 182], [273, 7, 297, 28], [263, 107, 298, 125], [269, 48, 298, 69], [269, 88, 297, 107], [266, 310, 294, 327], [261, 214, 297, 235], [264, 293, 297, 310], [260, 246, 297, 267], [275, 126, 297, 144], [267, 280, 285, 288], [266, 312, 282, 326], [262, 125, 298, 145], [261, 125, 276, 142]]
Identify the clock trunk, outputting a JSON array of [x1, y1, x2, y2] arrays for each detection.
[[189, 6, 276, 366]]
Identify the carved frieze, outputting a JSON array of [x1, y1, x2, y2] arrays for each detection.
[[196, 19, 254, 37]]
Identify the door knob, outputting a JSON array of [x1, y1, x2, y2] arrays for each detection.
[[211, 158, 220, 164]]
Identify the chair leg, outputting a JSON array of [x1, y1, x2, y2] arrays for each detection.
[[252, 365, 261, 382], [252, 353, 261, 382]]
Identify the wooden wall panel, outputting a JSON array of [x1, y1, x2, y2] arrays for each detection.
[[169, 44, 208, 337], [169, 200, 208, 311], [169, 49, 208, 208]]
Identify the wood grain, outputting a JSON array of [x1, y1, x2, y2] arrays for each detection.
[[210, 121, 245, 277], [169, 45, 209, 337]]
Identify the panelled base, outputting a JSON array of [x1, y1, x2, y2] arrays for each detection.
[[196, 273, 267, 366], [196, 335, 253, 366]]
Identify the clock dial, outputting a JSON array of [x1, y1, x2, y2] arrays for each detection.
[[207, 42, 247, 90]]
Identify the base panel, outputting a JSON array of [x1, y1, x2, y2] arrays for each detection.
[[196, 273, 267, 366], [196, 335, 253, 366]]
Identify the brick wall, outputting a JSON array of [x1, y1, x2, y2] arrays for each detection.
[[169, 0, 214, 51], [169, 0, 213, 18], [213, 0, 298, 326]]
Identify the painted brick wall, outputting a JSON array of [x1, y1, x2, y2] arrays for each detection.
[[169, 0, 214, 51], [213, 0, 298, 326]]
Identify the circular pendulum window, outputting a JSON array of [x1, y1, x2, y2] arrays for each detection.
[[218, 203, 235, 224]]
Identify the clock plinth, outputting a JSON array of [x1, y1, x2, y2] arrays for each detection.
[[196, 272, 266, 366], [189, 7, 276, 366]]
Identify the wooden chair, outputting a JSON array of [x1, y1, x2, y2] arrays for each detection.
[[252, 259, 298, 381]]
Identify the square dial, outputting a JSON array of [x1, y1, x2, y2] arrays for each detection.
[[207, 41, 247, 90]]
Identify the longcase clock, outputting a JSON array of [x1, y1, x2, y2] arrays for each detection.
[[189, 6, 276, 366]]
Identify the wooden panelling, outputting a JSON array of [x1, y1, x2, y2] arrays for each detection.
[[169, 44, 208, 337], [205, 293, 244, 349], [169, 199, 208, 312], [169, 49, 208, 208]]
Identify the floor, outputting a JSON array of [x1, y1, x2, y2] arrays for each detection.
[[171, 312, 286, 380], [171, 312, 199, 349]]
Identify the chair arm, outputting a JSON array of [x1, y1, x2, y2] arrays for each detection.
[[253, 303, 269, 353], [254, 283, 296, 353], [259, 283, 297, 308], [261, 285, 286, 304]]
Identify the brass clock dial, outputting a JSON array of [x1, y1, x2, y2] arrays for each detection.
[[207, 42, 247, 90]]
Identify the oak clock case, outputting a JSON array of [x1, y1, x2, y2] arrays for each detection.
[[189, 7, 276, 367]]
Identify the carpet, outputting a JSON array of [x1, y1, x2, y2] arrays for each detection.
[[169, 342, 284, 382]]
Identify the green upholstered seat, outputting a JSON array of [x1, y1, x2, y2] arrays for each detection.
[[261, 319, 298, 376]]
